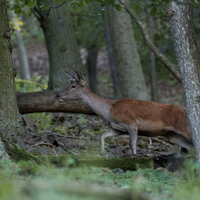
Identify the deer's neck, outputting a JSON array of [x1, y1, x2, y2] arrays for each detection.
[[81, 87, 113, 121]]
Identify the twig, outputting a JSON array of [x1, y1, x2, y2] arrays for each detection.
[[56, 133, 87, 140], [122, 135, 172, 147], [32, 142, 58, 156], [43, 145, 54, 156], [119, 0, 182, 82], [3, 29, 15, 39], [152, 137, 173, 147], [78, 122, 93, 134]]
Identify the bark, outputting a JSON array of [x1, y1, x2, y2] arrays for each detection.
[[119, 1, 182, 83], [107, 0, 149, 100], [33, 1, 85, 91], [16, 31, 31, 80], [12, 13, 31, 80], [0, 0, 25, 140], [17, 91, 95, 115], [104, 10, 121, 98], [166, 1, 200, 162], [146, 8, 159, 102], [86, 49, 98, 93]]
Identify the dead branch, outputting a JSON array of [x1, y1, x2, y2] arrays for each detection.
[[56, 133, 87, 140], [119, 0, 181, 82], [32, 142, 58, 156]]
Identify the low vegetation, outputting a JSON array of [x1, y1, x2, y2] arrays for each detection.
[[0, 158, 200, 200]]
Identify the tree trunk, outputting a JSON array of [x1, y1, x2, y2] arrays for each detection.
[[86, 49, 98, 93], [107, 0, 149, 100], [0, 0, 25, 140], [17, 91, 94, 115], [146, 8, 159, 102], [12, 13, 31, 80], [34, 0, 85, 91], [166, 1, 200, 162], [104, 9, 121, 98], [16, 30, 31, 80]]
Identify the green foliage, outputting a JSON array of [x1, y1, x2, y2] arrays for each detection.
[[1, 158, 200, 199], [72, 3, 106, 50], [54, 126, 68, 134], [28, 113, 53, 133], [15, 76, 47, 92]]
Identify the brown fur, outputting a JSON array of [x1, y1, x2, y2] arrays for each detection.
[[110, 99, 192, 142]]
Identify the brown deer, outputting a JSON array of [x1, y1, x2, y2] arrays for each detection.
[[55, 71, 193, 155]]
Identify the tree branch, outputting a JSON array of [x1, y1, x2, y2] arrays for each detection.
[[119, 0, 182, 82], [47, 1, 66, 15], [32, 5, 47, 22]]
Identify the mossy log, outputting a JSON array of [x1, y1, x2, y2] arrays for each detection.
[[1, 136, 42, 164], [44, 155, 154, 170], [17, 91, 95, 114]]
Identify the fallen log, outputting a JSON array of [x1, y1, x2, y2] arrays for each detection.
[[17, 91, 95, 115]]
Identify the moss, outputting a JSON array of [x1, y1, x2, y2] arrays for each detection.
[[31, 149, 42, 156], [1, 137, 42, 164], [45, 155, 153, 170]]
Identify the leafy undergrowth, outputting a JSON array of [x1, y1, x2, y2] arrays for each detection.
[[0, 158, 200, 200]]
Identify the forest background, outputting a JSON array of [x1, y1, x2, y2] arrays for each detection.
[[1, 0, 200, 199]]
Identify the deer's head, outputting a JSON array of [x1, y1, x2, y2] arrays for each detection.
[[55, 71, 86, 101]]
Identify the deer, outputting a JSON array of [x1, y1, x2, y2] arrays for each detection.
[[55, 71, 193, 155]]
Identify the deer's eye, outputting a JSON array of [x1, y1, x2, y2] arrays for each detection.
[[72, 85, 76, 88]]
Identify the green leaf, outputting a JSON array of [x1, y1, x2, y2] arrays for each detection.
[[150, 7, 157, 16], [56, 0, 62, 4], [39, 4, 47, 11], [85, 0, 92, 4], [27, 0, 36, 8], [22, 0, 28, 4], [100, 8, 105, 16], [79, 1, 84, 7], [115, 3, 122, 11], [194, 0, 198, 4]]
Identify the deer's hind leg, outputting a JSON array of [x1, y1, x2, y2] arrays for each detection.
[[164, 132, 193, 151], [100, 129, 124, 153], [126, 124, 139, 155]]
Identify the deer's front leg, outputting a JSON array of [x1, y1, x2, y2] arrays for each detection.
[[127, 124, 138, 155], [100, 129, 123, 153]]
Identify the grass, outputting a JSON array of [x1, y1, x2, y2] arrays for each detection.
[[0, 158, 200, 200]]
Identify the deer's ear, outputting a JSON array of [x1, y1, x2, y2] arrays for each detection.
[[75, 71, 86, 86], [65, 71, 76, 83]]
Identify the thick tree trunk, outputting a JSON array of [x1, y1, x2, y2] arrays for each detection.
[[34, 1, 85, 91], [104, 10, 121, 98], [86, 49, 98, 93], [166, 1, 200, 162], [0, 0, 25, 140], [146, 8, 159, 102], [17, 91, 94, 115], [107, 0, 149, 100]]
